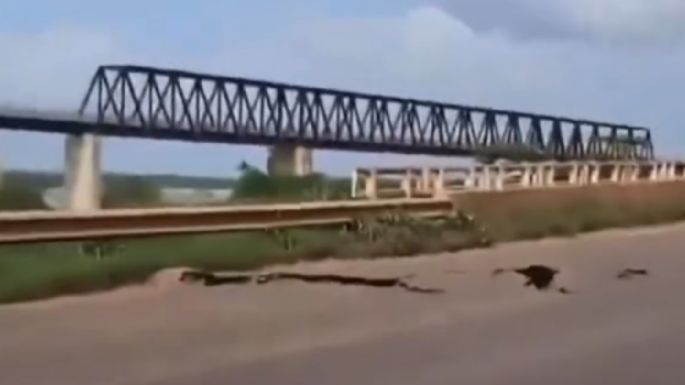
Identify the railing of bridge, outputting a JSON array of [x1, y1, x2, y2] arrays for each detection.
[[352, 160, 685, 199], [79, 65, 654, 160]]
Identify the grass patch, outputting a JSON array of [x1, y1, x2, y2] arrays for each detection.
[[2, 182, 685, 304], [453, 182, 685, 242]]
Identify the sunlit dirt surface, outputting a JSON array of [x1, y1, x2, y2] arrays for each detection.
[[1, 223, 684, 385]]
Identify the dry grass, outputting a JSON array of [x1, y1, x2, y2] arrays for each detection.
[[453, 182, 685, 241]]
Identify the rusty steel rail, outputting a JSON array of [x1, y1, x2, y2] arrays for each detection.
[[0, 198, 454, 244]]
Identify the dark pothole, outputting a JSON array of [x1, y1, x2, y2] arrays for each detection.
[[493, 264, 571, 294]]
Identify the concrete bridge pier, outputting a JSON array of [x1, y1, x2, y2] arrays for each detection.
[[267, 144, 313, 177], [64, 134, 101, 211]]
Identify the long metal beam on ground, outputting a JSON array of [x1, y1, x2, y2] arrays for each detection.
[[0, 199, 454, 244], [0, 64, 654, 160]]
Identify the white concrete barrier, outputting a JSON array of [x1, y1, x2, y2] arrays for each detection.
[[351, 160, 685, 199]]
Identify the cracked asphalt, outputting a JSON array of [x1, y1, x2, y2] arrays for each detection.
[[1, 223, 685, 385]]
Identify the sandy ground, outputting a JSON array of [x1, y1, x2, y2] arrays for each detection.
[[1, 223, 685, 385]]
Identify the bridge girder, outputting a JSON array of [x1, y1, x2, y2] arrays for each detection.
[[77, 65, 654, 161]]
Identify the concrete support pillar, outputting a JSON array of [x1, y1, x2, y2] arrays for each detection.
[[568, 163, 579, 185], [649, 163, 660, 182], [534, 164, 546, 187], [520, 164, 532, 188], [420, 168, 432, 195], [401, 170, 414, 198], [579, 164, 590, 185], [432, 169, 447, 199], [65, 134, 101, 211], [629, 164, 640, 183], [351, 170, 359, 198], [610, 164, 621, 183], [545, 164, 556, 187], [364, 169, 378, 199], [465, 168, 476, 189], [667, 163, 676, 180], [481, 166, 492, 191], [494, 165, 505, 191], [590, 164, 600, 184], [657, 163, 668, 181], [267, 144, 313, 177]]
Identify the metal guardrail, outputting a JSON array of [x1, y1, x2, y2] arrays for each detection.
[[0, 198, 454, 244]]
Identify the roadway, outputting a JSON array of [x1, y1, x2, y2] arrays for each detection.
[[2, 223, 685, 384]]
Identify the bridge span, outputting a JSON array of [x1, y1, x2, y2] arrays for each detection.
[[0, 64, 657, 210]]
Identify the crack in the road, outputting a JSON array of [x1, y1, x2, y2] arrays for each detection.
[[493, 264, 571, 294], [180, 271, 253, 286], [179, 270, 444, 294], [617, 268, 649, 280]]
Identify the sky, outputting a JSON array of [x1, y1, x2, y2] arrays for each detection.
[[0, 0, 684, 177]]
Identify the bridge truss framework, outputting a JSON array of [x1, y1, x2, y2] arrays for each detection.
[[76, 65, 654, 161]]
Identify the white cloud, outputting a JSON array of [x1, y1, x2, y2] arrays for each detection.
[[0, 5, 683, 175], [273, 5, 685, 162], [0, 25, 124, 109], [437, 0, 685, 45]]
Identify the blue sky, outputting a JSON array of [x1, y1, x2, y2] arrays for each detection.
[[1, 0, 684, 176]]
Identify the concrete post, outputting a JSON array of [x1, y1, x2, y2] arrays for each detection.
[[433, 169, 447, 199], [590, 164, 600, 184], [351, 169, 359, 198], [568, 163, 579, 185], [579, 164, 590, 185], [630, 164, 640, 183], [401, 169, 413, 198], [481, 166, 492, 191], [649, 163, 659, 182], [494, 165, 505, 191], [420, 168, 432, 195], [465, 167, 476, 189], [610, 164, 621, 183], [667, 163, 676, 180], [657, 163, 667, 181], [364, 169, 378, 199], [534, 164, 545, 187], [521, 164, 532, 188], [546, 164, 556, 187], [65, 134, 101, 211]]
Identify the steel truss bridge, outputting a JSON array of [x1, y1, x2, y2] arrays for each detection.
[[0, 65, 654, 160]]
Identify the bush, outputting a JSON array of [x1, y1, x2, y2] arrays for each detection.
[[102, 175, 161, 208], [231, 165, 350, 202], [0, 177, 46, 210]]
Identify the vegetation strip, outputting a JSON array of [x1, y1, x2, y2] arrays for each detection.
[[0, 179, 684, 304]]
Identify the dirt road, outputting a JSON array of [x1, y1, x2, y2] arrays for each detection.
[[2, 223, 685, 385]]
